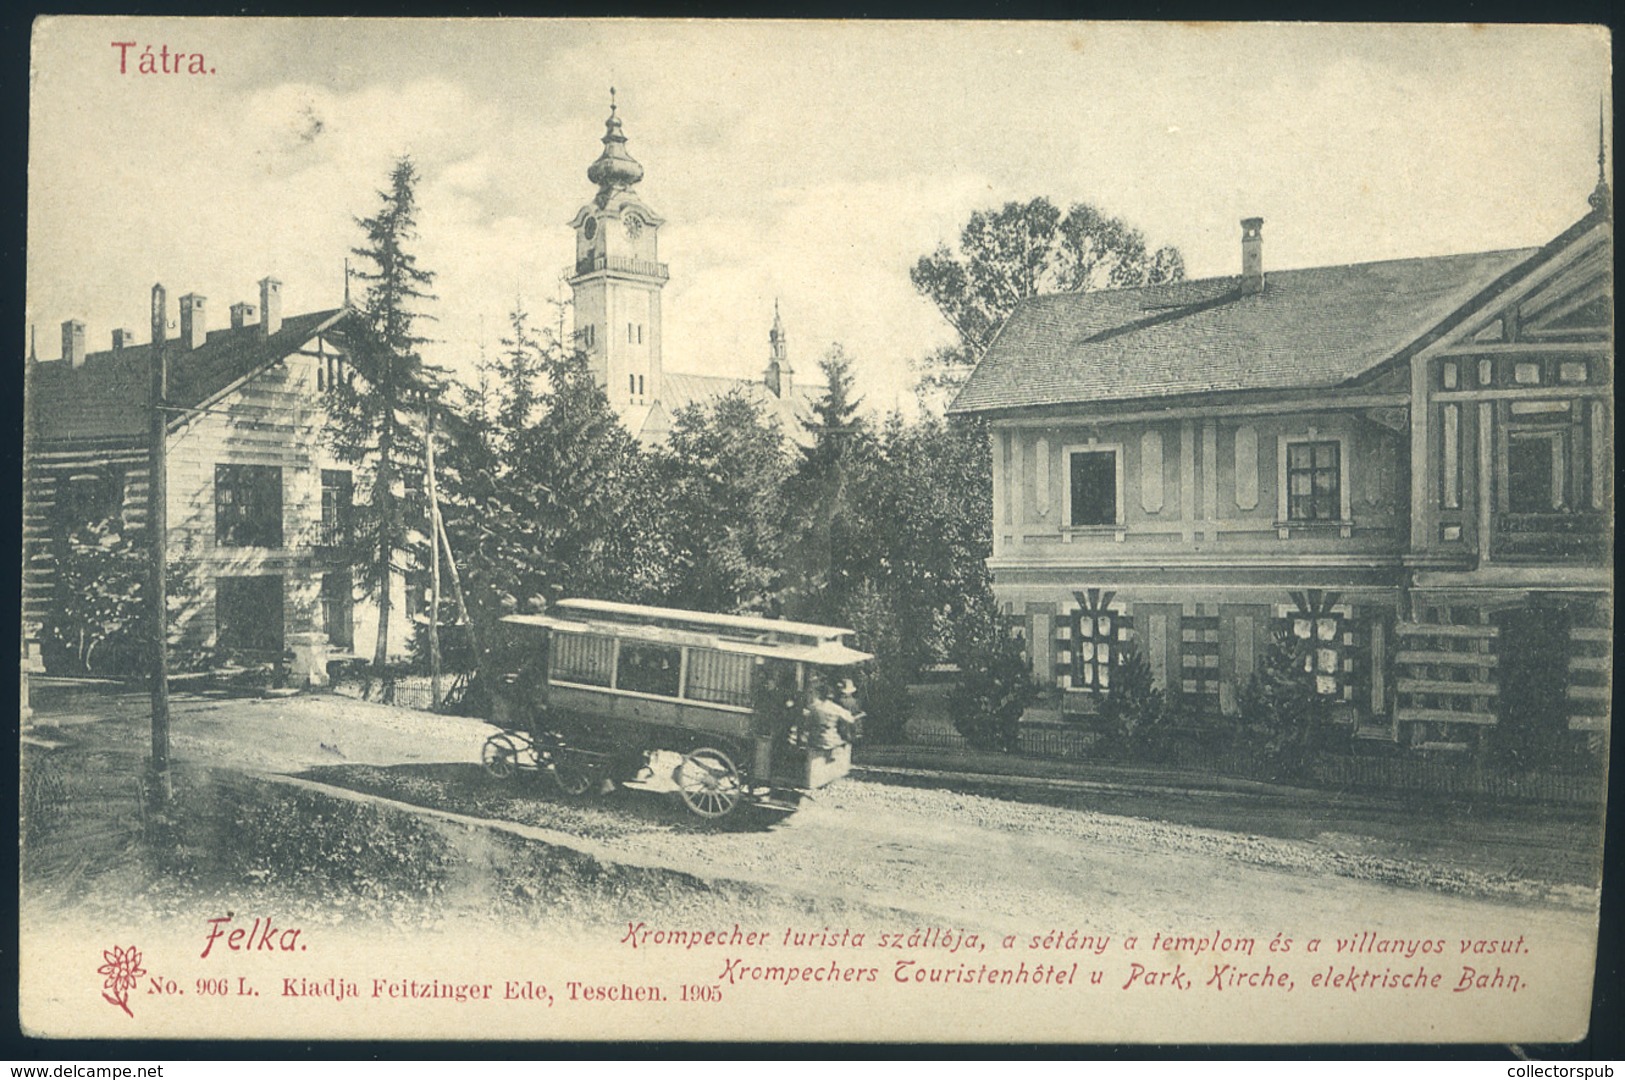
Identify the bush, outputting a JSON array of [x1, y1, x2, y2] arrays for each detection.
[[41, 518, 147, 678], [1235, 626, 1330, 780], [842, 581, 914, 744], [1095, 644, 1179, 762], [948, 631, 1035, 753]]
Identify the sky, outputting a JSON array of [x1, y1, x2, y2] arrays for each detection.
[[27, 19, 1612, 412]]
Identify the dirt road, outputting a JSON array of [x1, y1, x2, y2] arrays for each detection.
[[22, 685, 1606, 1043], [29, 686, 1600, 936]]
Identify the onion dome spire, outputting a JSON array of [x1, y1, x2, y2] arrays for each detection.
[[1588, 94, 1611, 216], [587, 87, 645, 199]]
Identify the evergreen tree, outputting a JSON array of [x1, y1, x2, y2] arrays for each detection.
[[505, 345, 646, 607], [327, 156, 438, 697], [780, 345, 878, 625], [495, 302, 543, 436], [652, 390, 790, 613]]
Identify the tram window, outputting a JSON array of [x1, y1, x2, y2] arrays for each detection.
[[686, 648, 753, 707], [617, 641, 681, 698], [551, 632, 614, 687]]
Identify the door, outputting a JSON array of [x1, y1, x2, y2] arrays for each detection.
[[1493, 601, 1570, 767], [320, 571, 354, 651]]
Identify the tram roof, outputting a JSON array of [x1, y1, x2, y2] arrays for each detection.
[[557, 598, 854, 641], [501, 599, 872, 666]]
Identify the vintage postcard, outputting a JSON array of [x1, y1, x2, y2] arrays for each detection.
[[20, 18, 1613, 1043]]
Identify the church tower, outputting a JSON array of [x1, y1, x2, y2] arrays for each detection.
[[568, 91, 668, 410]]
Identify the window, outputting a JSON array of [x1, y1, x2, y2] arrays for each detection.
[[320, 469, 352, 547], [53, 468, 123, 533], [1291, 612, 1344, 697], [1067, 449, 1119, 526], [1074, 610, 1115, 691], [1507, 431, 1564, 512], [1070, 588, 1131, 694], [616, 641, 680, 698], [551, 632, 614, 687], [583, 324, 595, 348], [320, 354, 346, 391], [215, 464, 283, 548], [686, 648, 752, 707], [629, 374, 636, 397], [637, 375, 645, 396], [1285, 441, 1341, 521], [628, 322, 635, 343]]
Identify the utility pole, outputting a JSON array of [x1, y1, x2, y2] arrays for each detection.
[[148, 284, 171, 804], [425, 402, 442, 710]]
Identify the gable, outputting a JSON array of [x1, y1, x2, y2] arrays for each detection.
[[1411, 214, 1612, 358]]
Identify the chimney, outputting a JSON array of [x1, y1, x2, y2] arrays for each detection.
[[230, 301, 258, 330], [258, 277, 282, 338], [179, 293, 207, 350], [112, 328, 132, 351], [61, 319, 86, 367], [1240, 217, 1264, 296]]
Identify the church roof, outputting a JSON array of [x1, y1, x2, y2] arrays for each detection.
[[654, 370, 822, 444]]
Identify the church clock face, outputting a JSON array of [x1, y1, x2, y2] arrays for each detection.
[[583, 217, 597, 240], [623, 214, 643, 240]]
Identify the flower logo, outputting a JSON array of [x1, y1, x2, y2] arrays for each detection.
[[98, 945, 146, 1018]]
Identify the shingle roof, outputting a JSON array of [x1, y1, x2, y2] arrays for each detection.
[[947, 248, 1538, 415], [27, 309, 347, 441]]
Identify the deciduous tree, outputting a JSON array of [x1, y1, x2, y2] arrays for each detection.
[[912, 196, 1184, 395]]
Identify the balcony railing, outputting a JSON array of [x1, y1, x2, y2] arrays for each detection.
[[572, 254, 669, 280], [316, 519, 349, 550]]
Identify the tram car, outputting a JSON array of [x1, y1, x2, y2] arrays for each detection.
[[480, 599, 872, 818]]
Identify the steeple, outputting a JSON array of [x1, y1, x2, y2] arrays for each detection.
[[568, 89, 668, 419], [1588, 95, 1611, 216], [763, 300, 793, 398], [587, 87, 645, 206]]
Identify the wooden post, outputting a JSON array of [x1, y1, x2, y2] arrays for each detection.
[[425, 404, 443, 711], [434, 506, 475, 656], [149, 284, 172, 804]]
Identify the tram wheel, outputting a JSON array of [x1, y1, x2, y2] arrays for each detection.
[[551, 756, 595, 797], [481, 734, 520, 782], [676, 747, 744, 819]]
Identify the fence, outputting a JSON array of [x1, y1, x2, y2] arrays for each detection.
[[900, 721, 1098, 759], [889, 722, 1605, 805]]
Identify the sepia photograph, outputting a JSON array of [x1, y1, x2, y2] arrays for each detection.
[[19, 18, 1614, 1044]]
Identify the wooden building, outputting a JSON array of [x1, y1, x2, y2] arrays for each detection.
[[23, 279, 411, 684], [949, 187, 1612, 754]]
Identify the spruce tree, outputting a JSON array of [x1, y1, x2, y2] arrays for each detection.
[[781, 345, 876, 625], [327, 156, 437, 699]]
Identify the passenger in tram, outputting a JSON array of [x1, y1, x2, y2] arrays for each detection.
[[803, 677, 855, 751]]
